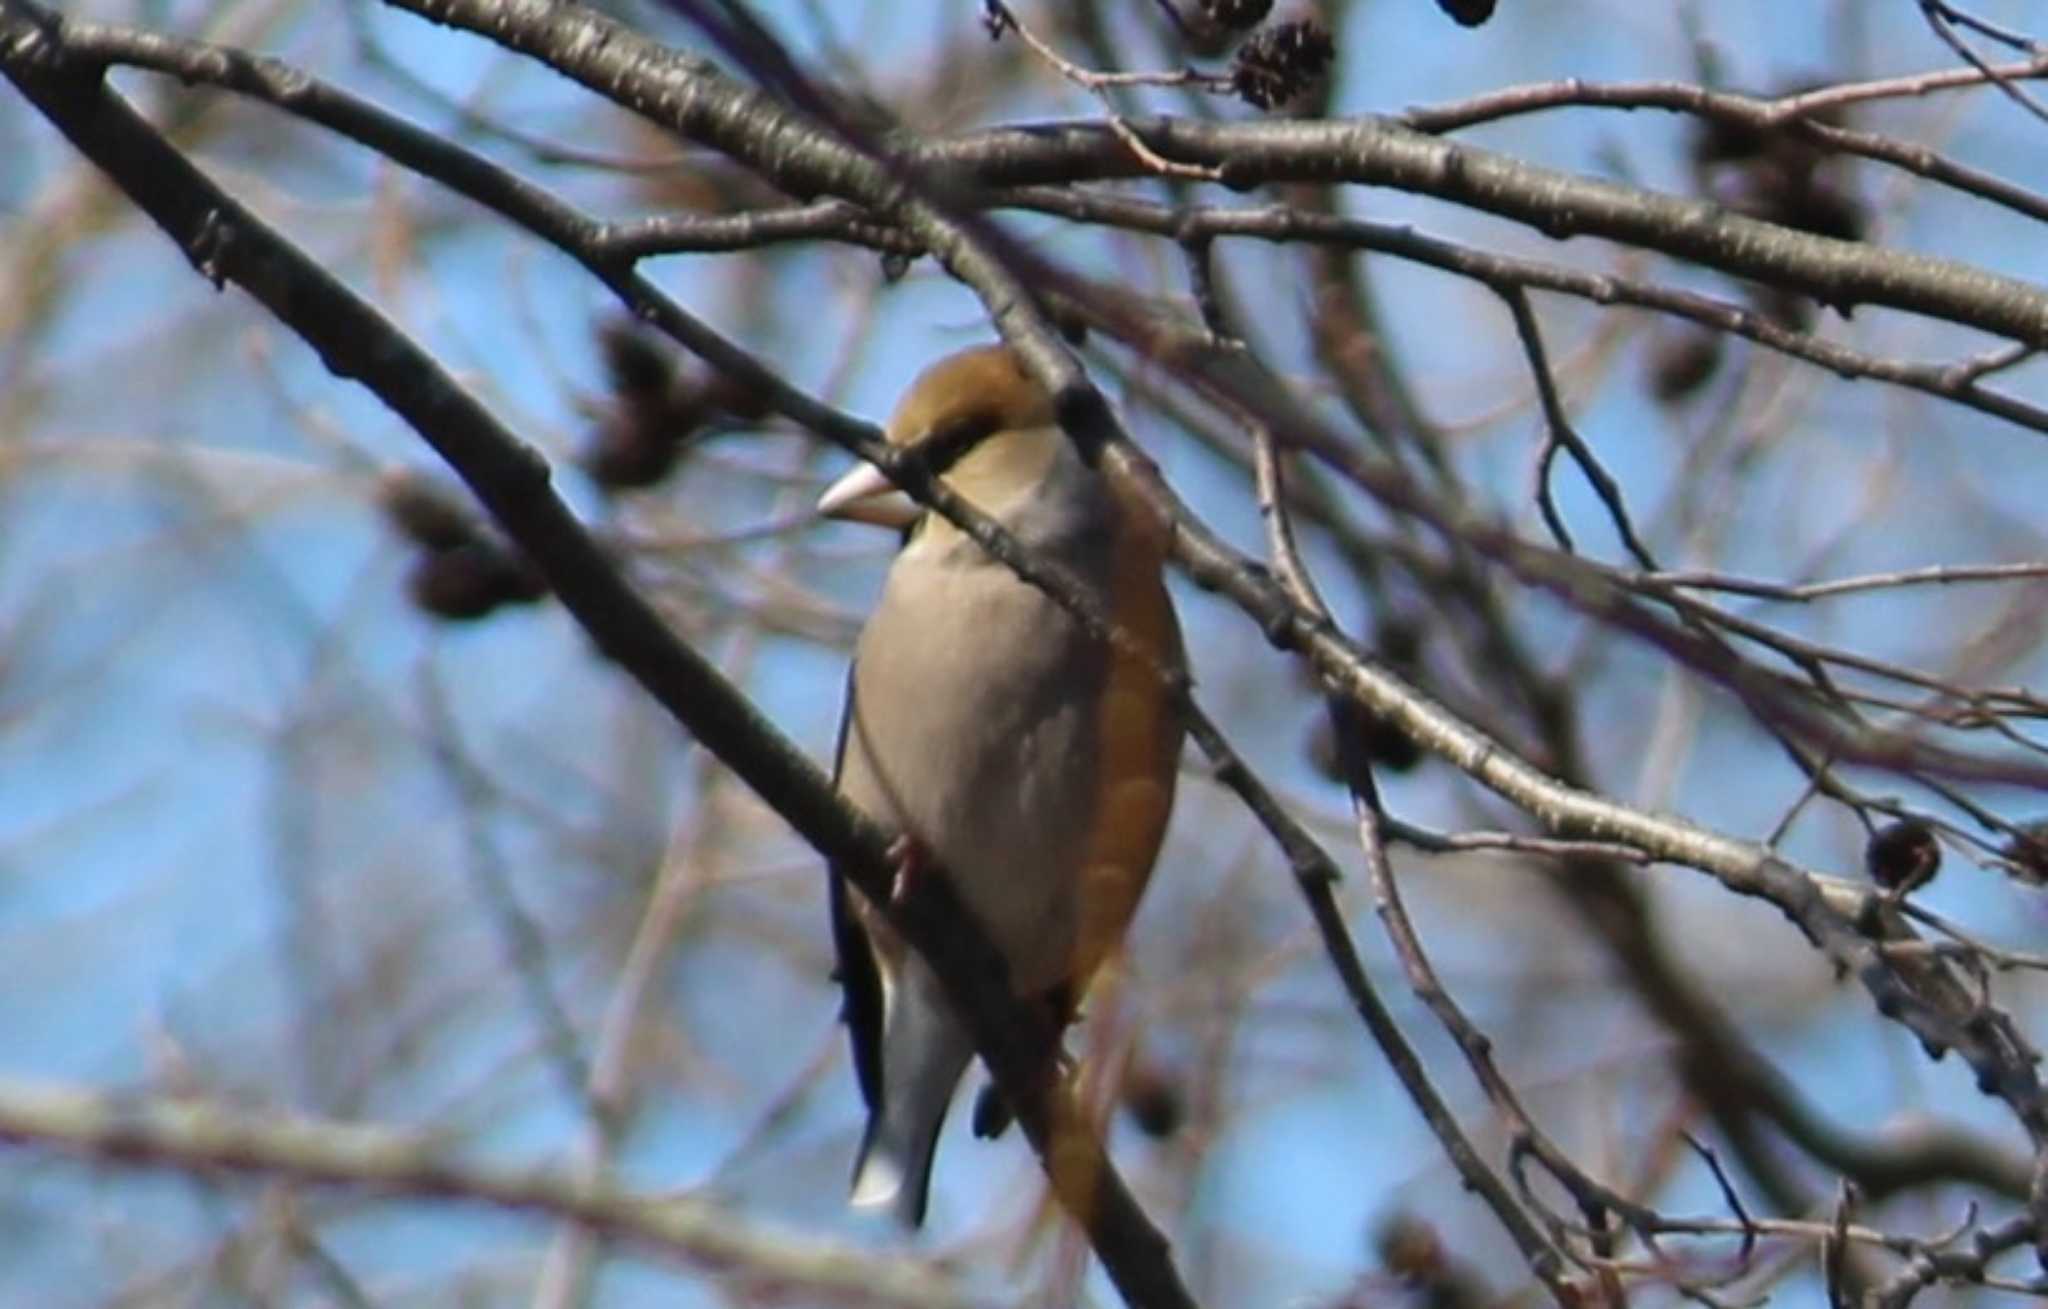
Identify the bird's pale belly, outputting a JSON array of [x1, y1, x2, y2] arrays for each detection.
[[839, 560, 1116, 996]]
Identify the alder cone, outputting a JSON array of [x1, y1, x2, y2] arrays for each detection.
[[1437, 0, 1496, 26]]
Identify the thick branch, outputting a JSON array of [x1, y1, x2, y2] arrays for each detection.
[[0, 16, 1197, 1309]]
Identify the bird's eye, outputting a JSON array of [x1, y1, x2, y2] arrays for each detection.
[[916, 412, 1000, 476]]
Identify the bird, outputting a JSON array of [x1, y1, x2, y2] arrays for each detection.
[[817, 344, 1185, 1227]]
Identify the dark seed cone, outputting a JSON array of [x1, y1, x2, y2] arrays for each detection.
[[407, 541, 547, 623], [1648, 329, 1724, 404], [1231, 19, 1335, 111], [698, 368, 773, 422], [2003, 821, 2048, 885], [1864, 820, 1940, 895], [1436, 0, 1495, 26], [1374, 1212, 1490, 1309], [584, 323, 710, 492], [378, 470, 482, 553], [582, 420, 688, 490], [1175, 0, 1272, 56], [1121, 1063, 1186, 1139], [1202, 0, 1274, 31], [1308, 712, 1421, 779], [599, 319, 677, 399]]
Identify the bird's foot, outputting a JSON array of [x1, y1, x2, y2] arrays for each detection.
[[971, 994, 1078, 1141], [886, 833, 930, 907], [971, 1051, 1078, 1141], [971, 1083, 1012, 1139]]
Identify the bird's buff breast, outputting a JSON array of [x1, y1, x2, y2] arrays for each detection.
[[839, 546, 1176, 997]]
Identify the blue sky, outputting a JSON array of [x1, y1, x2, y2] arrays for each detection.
[[8, 0, 2048, 1304]]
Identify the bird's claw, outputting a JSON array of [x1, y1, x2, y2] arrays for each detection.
[[887, 834, 930, 906]]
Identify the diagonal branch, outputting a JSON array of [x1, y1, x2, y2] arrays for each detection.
[[15, 0, 2048, 1282], [0, 18, 1198, 1309]]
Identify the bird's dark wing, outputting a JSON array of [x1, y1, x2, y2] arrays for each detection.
[[829, 660, 884, 1115]]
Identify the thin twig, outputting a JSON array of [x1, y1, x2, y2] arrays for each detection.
[[982, 0, 1224, 180], [1498, 286, 1657, 569], [1918, 0, 2048, 127]]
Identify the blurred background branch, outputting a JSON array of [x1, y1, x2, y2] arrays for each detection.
[[10, 0, 2048, 1305]]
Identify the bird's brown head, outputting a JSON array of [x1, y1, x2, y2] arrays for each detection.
[[819, 345, 1064, 528]]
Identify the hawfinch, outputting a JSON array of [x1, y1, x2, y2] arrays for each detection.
[[818, 345, 1185, 1226]]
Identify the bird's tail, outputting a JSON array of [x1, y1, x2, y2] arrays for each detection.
[[849, 963, 975, 1227]]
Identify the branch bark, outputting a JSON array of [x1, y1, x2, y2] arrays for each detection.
[[0, 11, 1198, 1307]]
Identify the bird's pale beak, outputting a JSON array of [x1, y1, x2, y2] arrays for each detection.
[[817, 461, 921, 529]]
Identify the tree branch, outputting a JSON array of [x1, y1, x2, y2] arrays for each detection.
[[0, 15, 1198, 1308]]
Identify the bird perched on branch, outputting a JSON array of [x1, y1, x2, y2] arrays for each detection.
[[818, 344, 1185, 1227]]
